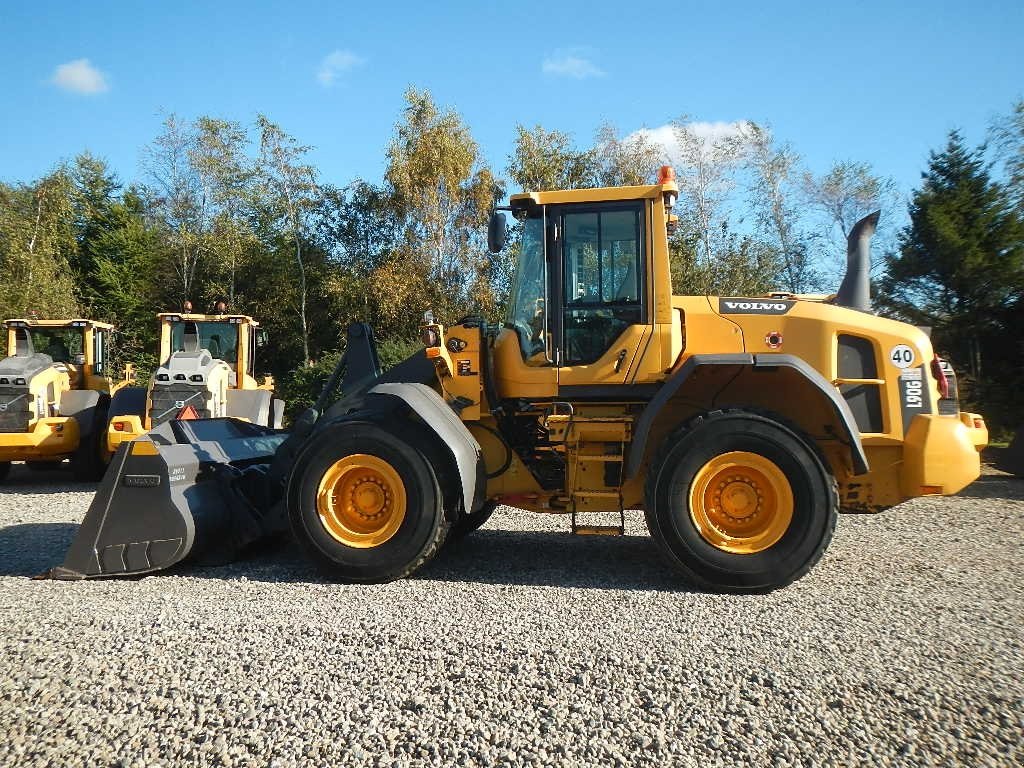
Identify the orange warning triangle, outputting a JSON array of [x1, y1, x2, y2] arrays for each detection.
[[176, 405, 201, 420]]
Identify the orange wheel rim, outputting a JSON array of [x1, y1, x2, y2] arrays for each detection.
[[688, 451, 793, 554], [316, 454, 406, 548]]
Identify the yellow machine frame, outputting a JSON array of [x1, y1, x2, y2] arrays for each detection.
[[423, 178, 987, 516], [107, 312, 273, 451], [0, 319, 125, 464]]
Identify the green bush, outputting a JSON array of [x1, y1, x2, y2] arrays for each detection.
[[277, 336, 423, 423]]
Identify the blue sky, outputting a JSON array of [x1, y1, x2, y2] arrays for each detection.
[[1, 0, 1021, 201]]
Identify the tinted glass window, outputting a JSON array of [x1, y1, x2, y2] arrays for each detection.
[[562, 206, 643, 365], [30, 328, 83, 363], [505, 214, 548, 363], [171, 322, 239, 367]]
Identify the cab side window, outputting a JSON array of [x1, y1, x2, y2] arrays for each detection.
[[561, 205, 644, 365]]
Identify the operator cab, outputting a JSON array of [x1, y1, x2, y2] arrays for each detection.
[[491, 168, 678, 395]]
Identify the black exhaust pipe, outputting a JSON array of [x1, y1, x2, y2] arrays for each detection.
[[835, 210, 880, 312]]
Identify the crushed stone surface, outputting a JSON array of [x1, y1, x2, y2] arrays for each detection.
[[0, 463, 1021, 767]]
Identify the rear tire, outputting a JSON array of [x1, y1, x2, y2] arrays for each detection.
[[0, 462, 9, 483], [645, 409, 837, 593], [70, 407, 108, 482], [288, 422, 449, 582]]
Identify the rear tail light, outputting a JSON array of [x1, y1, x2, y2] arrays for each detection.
[[930, 354, 950, 398], [113, 422, 126, 432], [973, 418, 984, 429]]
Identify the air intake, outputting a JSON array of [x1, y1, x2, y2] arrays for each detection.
[[835, 210, 880, 313]]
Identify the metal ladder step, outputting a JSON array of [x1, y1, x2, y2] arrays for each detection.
[[571, 508, 625, 536]]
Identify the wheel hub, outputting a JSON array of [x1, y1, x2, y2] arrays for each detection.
[[689, 452, 794, 554], [316, 454, 407, 548]]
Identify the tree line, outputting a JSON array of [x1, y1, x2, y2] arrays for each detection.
[[1, 90, 1020, 432]]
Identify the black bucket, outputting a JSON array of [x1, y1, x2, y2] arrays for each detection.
[[48, 418, 287, 579]]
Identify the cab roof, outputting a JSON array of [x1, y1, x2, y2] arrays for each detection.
[[158, 312, 258, 326], [509, 179, 679, 208], [3, 318, 114, 330]]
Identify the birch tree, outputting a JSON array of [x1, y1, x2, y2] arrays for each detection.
[[747, 124, 819, 292], [191, 117, 254, 305], [0, 172, 79, 321], [256, 115, 318, 366], [142, 114, 207, 301], [385, 88, 499, 318], [671, 117, 751, 294], [594, 123, 664, 187], [801, 160, 898, 281], [507, 124, 598, 191]]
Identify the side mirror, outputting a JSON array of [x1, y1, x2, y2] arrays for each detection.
[[487, 212, 507, 253], [256, 329, 269, 347], [73, 353, 87, 366]]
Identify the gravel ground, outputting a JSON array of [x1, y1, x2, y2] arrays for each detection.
[[0, 463, 1021, 768]]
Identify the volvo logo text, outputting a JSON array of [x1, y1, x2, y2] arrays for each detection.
[[718, 298, 794, 315]]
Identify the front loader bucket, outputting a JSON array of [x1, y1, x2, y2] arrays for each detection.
[[48, 418, 287, 579]]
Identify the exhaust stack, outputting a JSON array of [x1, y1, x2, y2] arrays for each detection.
[[835, 210, 880, 312]]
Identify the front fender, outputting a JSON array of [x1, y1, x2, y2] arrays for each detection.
[[369, 383, 484, 514]]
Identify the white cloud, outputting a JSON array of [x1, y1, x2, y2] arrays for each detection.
[[50, 59, 108, 94], [629, 121, 754, 161], [316, 49, 364, 86], [542, 50, 604, 79]]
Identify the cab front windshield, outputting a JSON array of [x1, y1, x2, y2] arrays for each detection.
[[170, 322, 239, 367], [30, 328, 84, 363], [505, 213, 547, 361]]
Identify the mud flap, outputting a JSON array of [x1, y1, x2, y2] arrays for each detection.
[[48, 418, 287, 579]]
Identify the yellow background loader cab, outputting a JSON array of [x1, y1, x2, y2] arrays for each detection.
[[106, 311, 283, 453], [0, 319, 124, 481], [54, 169, 988, 592]]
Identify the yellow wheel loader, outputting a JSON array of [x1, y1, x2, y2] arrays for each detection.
[[0, 319, 127, 482], [50, 169, 988, 591], [105, 309, 284, 455]]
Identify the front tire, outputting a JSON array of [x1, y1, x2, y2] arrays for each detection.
[[645, 410, 837, 592], [288, 422, 449, 583], [0, 461, 10, 483], [450, 500, 498, 539]]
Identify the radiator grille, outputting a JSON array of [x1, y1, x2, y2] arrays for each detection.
[[0, 389, 31, 432], [149, 385, 213, 426]]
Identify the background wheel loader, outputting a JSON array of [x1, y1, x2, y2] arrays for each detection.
[[0, 319, 130, 482], [106, 308, 284, 455], [50, 168, 988, 591]]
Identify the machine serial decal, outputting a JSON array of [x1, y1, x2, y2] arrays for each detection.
[[898, 365, 931, 434], [718, 299, 794, 315], [122, 474, 161, 488]]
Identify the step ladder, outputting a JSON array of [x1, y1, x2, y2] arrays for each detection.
[[571, 505, 625, 536]]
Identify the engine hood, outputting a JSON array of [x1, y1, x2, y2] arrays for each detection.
[[0, 352, 58, 387]]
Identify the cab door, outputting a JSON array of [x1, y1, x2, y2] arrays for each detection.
[[553, 201, 652, 391]]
